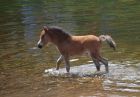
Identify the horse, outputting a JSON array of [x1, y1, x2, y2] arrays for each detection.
[[37, 26, 116, 73]]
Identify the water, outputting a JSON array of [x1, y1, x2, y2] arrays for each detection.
[[0, 0, 140, 97]]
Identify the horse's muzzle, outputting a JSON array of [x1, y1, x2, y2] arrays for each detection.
[[37, 44, 43, 49]]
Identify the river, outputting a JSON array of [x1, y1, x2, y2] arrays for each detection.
[[0, 0, 140, 97]]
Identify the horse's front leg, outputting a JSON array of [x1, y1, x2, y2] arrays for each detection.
[[63, 55, 70, 73], [56, 55, 63, 70]]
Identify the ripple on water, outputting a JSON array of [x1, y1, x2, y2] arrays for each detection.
[[45, 63, 140, 95], [116, 88, 140, 93], [103, 64, 140, 94]]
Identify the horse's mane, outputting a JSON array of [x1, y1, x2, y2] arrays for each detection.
[[48, 26, 71, 42]]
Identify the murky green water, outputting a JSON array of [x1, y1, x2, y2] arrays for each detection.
[[0, 0, 140, 97]]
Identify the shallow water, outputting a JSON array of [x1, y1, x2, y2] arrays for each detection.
[[0, 0, 140, 97]]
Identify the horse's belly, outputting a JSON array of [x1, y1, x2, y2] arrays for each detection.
[[61, 42, 81, 54], [68, 45, 88, 56], [69, 49, 84, 55]]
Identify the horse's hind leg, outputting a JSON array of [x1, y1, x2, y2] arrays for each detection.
[[99, 56, 109, 72], [93, 59, 101, 71], [56, 55, 63, 70], [90, 53, 101, 71]]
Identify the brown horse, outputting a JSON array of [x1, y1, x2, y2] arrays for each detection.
[[37, 26, 116, 73]]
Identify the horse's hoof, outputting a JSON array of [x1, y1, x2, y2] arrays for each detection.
[[56, 68, 59, 70], [95, 71, 101, 74], [64, 72, 71, 77], [105, 70, 109, 74]]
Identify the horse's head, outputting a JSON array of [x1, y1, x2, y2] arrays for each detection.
[[37, 26, 50, 48], [37, 26, 71, 48]]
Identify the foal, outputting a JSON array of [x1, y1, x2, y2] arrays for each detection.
[[37, 26, 116, 73]]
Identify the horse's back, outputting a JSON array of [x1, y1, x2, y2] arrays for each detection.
[[71, 35, 100, 44], [71, 35, 101, 50], [58, 35, 101, 56]]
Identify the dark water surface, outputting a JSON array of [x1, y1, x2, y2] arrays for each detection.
[[0, 0, 140, 97]]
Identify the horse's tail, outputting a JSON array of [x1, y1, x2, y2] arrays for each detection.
[[99, 35, 116, 51]]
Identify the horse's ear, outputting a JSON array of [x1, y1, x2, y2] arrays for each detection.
[[43, 26, 49, 31]]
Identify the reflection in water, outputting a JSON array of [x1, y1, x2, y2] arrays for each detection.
[[0, 0, 140, 97]]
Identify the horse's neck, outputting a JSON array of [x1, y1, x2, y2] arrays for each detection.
[[51, 36, 71, 46], [50, 39, 62, 46]]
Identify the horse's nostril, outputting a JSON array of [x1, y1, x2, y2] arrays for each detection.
[[38, 44, 42, 48]]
